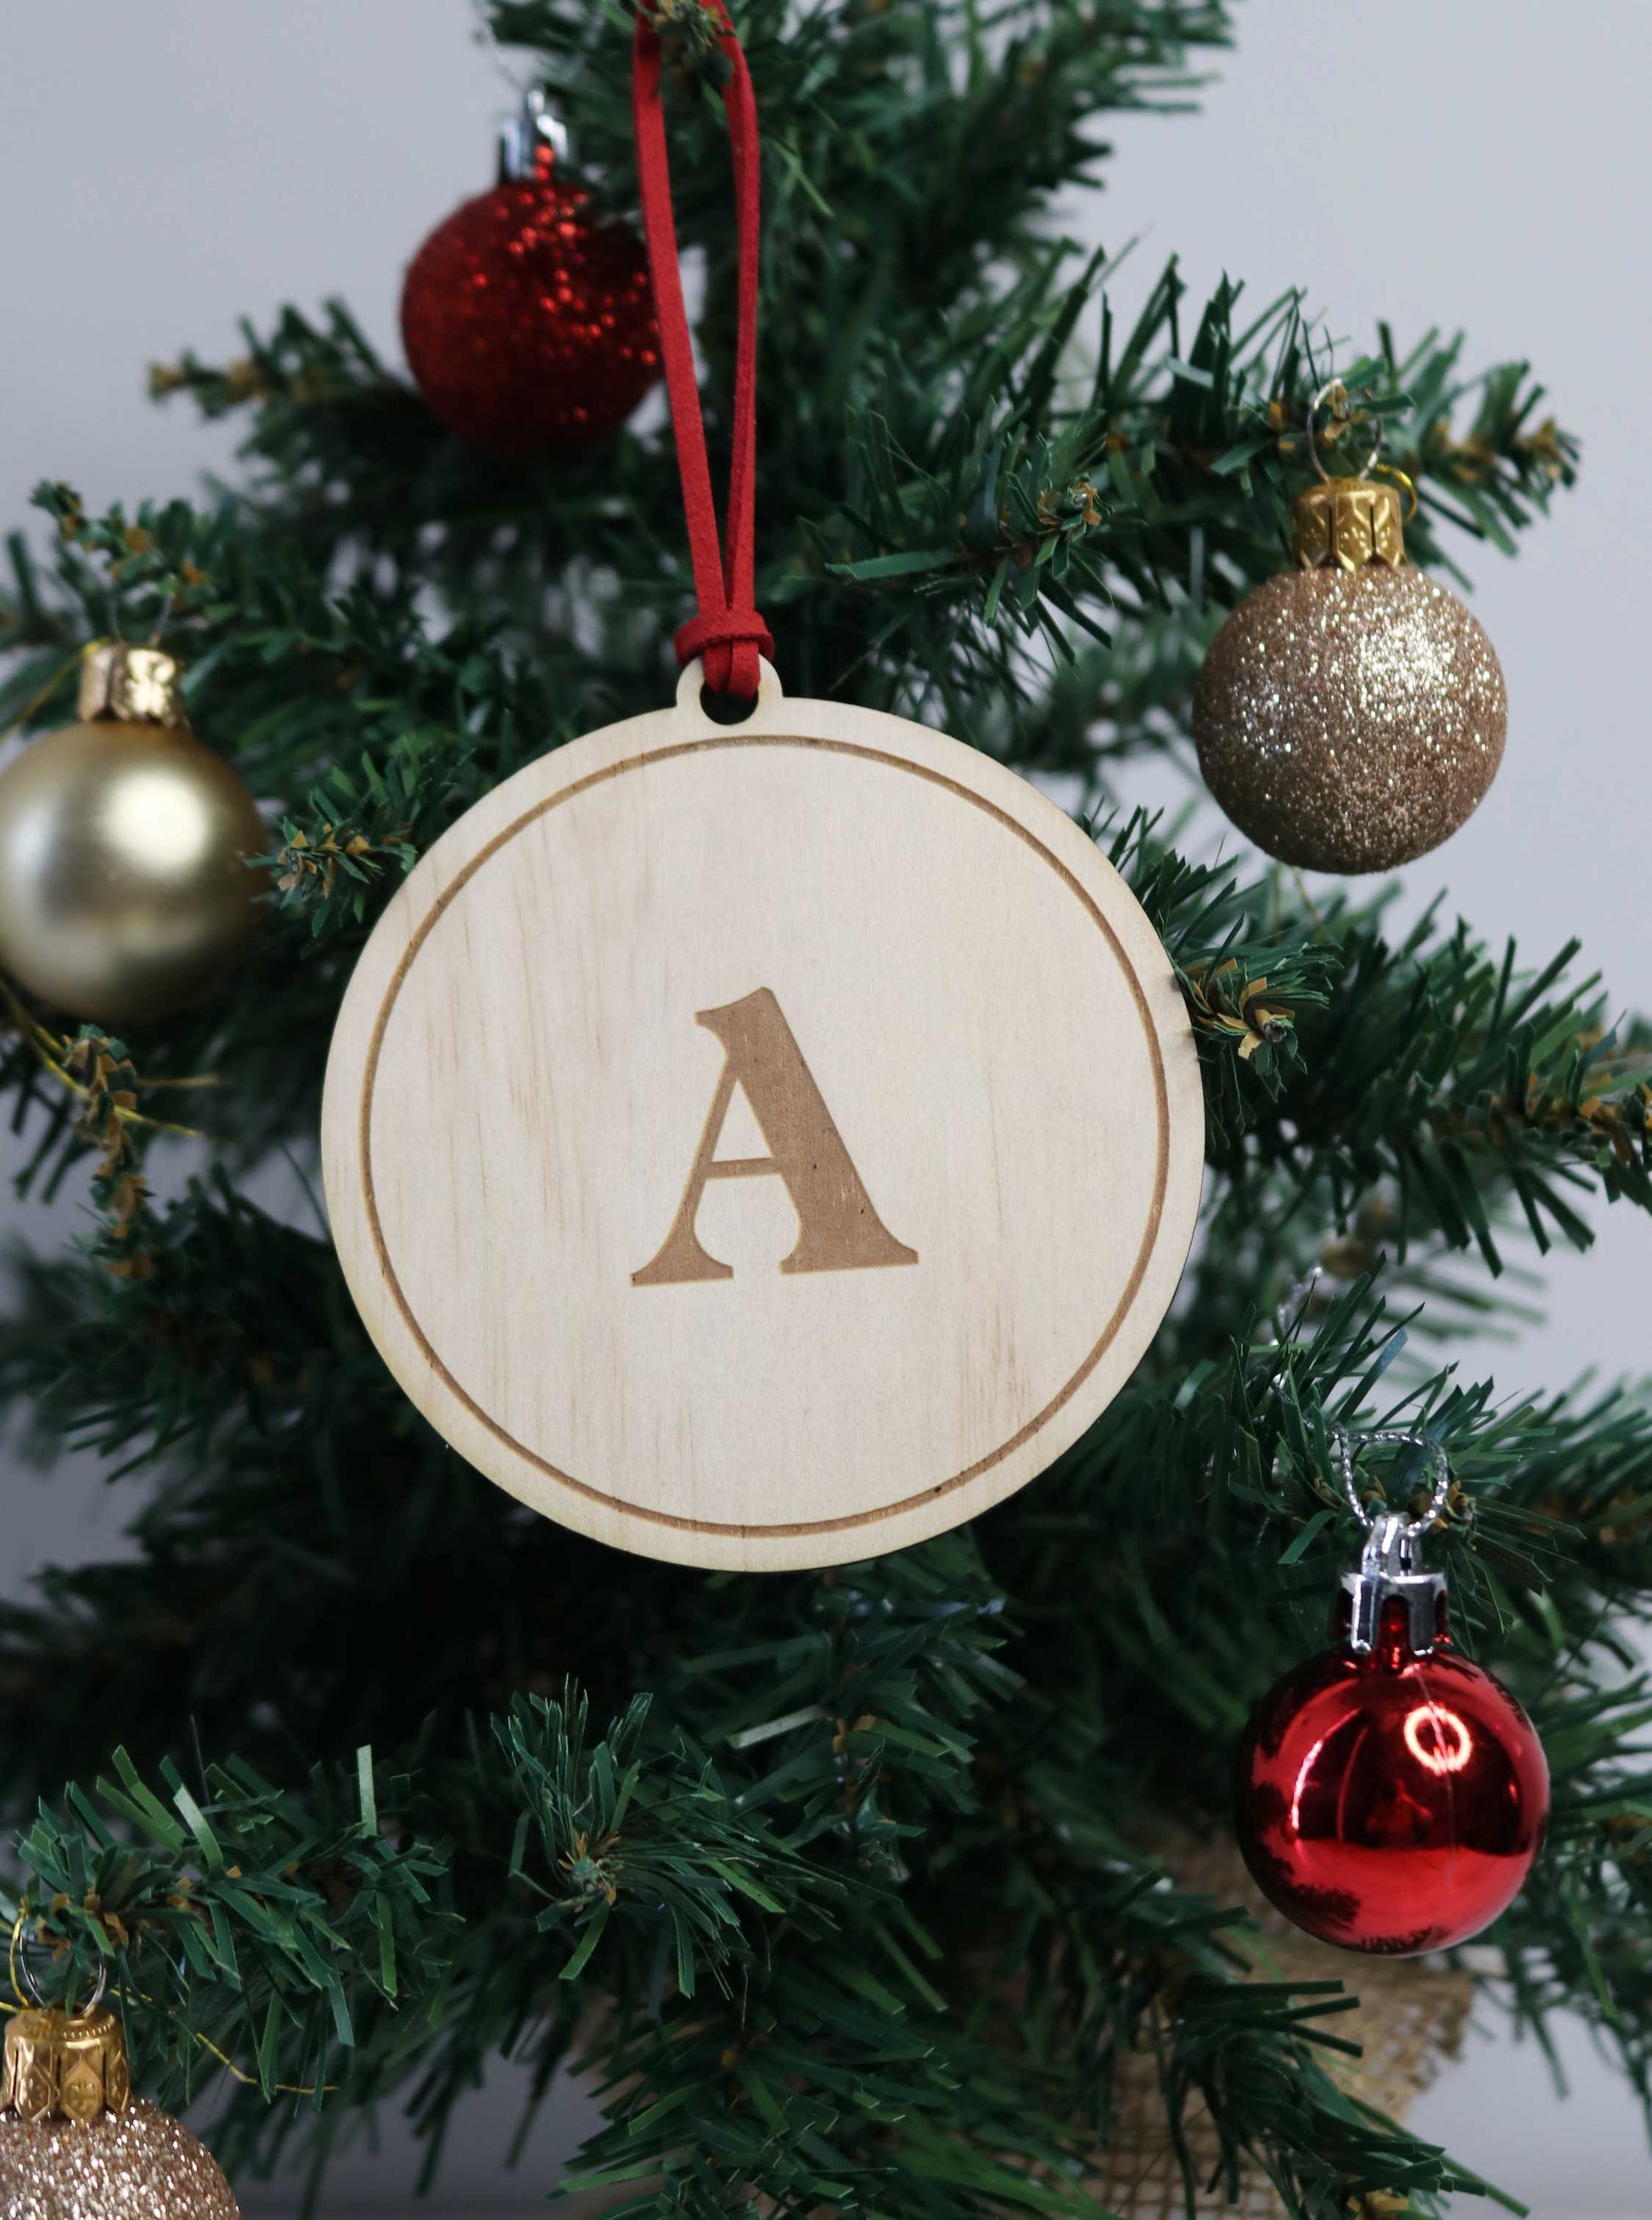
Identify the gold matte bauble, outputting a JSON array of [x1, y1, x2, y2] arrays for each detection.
[[1192, 479, 1507, 874], [0, 2003, 239, 2216], [0, 644, 264, 1025]]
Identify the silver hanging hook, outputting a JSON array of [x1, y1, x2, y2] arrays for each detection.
[[472, 0, 570, 176], [1305, 378, 1382, 486], [1333, 1423, 1453, 1539], [1273, 1263, 1323, 1346], [12, 1928, 108, 2020], [498, 87, 570, 181], [470, 0, 538, 94]]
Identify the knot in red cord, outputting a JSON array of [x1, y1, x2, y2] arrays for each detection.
[[675, 608, 774, 698]]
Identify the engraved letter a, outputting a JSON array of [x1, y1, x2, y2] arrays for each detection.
[[632, 988, 919, 1285]]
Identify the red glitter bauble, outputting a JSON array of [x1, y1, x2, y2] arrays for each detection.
[[401, 148, 659, 462], [1234, 1616, 1548, 1955]]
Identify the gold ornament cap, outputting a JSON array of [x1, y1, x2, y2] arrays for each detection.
[[77, 642, 188, 729], [3, 2005, 132, 2125], [1293, 477, 1405, 573]]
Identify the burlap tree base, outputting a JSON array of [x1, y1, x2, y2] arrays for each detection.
[[1093, 1843, 1472, 2219]]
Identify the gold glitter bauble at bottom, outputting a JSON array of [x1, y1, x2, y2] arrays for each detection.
[[1193, 565, 1507, 874], [0, 2098, 239, 2217]]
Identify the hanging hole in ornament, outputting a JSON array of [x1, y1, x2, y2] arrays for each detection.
[[1305, 378, 1382, 485], [700, 682, 761, 726], [9, 1916, 109, 2020], [675, 655, 783, 724]]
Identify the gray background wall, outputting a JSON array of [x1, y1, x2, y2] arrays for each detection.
[[0, 3, 1647, 2211]]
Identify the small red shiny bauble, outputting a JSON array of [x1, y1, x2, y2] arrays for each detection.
[[401, 129, 658, 463], [1234, 1610, 1548, 1954]]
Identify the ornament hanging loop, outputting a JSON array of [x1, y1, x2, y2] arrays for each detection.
[[1374, 462, 1420, 522], [1333, 1423, 1453, 1538], [8, 1918, 108, 2020], [1344, 1509, 1446, 1657], [632, 0, 773, 699], [1305, 379, 1382, 484]]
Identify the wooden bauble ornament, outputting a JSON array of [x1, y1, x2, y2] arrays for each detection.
[[323, 662, 1204, 1570]]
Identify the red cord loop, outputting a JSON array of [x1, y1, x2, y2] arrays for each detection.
[[678, 618, 773, 701], [632, 4, 769, 699]]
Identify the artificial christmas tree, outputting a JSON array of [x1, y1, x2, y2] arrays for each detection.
[[1, 4, 1649, 2217]]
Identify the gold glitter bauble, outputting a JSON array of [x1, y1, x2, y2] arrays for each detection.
[[1193, 482, 1507, 874], [0, 2099, 240, 2218], [0, 644, 263, 1025], [0, 2004, 238, 2217]]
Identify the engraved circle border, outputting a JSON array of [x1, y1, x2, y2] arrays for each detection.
[[359, 731, 1176, 1538]]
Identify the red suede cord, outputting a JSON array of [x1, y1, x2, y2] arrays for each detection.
[[632, 5, 773, 699]]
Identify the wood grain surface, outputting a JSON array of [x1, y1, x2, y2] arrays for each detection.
[[323, 661, 1205, 1570]]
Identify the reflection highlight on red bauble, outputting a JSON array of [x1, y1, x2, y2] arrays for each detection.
[[1234, 1616, 1548, 1955]]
